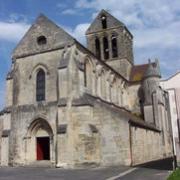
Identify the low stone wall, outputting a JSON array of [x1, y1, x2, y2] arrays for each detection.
[[130, 126, 172, 165], [93, 103, 131, 166], [57, 101, 132, 167]]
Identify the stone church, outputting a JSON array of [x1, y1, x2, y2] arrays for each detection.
[[0, 10, 173, 167]]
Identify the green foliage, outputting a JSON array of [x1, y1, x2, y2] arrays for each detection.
[[167, 168, 180, 180]]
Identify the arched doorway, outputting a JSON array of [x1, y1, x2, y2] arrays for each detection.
[[36, 128, 50, 160], [25, 118, 53, 163]]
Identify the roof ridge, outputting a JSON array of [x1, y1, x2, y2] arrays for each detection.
[[12, 14, 75, 59], [133, 62, 155, 67], [161, 71, 180, 81], [34, 13, 76, 40]]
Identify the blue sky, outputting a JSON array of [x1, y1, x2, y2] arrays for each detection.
[[0, 0, 180, 109]]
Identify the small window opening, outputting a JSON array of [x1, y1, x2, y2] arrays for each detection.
[[101, 15, 107, 29], [37, 36, 47, 45], [89, 124, 98, 133], [103, 37, 109, 60], [57, 124, 67, 134], [111, 35, 118, 58], [95, 38, 101, 59]]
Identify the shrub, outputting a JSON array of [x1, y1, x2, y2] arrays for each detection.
[[167, 168, 180, 180]]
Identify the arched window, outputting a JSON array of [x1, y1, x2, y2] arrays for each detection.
[[103, 37, 109, 60], [84, 59, 93, 90], [36, 69, 45, 101], [101, 71, 106, 99], [37, 36, 47, 45], [101, 15, 107, 29], [84, 63, 87, 87], [111, 34, 118, 58], [95, 38, 101, 59]]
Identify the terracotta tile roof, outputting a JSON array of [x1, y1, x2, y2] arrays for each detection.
[[130, 63, 155, 82]]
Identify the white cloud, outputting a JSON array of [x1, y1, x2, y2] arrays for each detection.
[[8, 13, 29, 23], [62, 9, 78, 15], [0, 21, 29, 42], [59, 23, 90, 45], [71, 23, 90, 45], [0, 18, 88, 46], [74, 0, 180, 49], [57, 3, 67, 8], [75, 0, 180, 28], [134, 21, 180, 49]]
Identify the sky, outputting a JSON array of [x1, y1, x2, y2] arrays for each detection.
[[0, 0, 180, 109]]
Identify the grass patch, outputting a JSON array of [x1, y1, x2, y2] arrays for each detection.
[[167, 168, 180, 180]]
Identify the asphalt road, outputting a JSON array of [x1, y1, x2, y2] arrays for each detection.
[[120, 167, 170, 180], [0, 166, 170, 180]]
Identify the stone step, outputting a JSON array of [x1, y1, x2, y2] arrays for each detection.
[[26, 160, 54, 167]]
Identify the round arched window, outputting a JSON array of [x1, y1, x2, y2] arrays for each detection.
[[37, 36, 47, 45]]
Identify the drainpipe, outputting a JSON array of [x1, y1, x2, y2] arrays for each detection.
[[177, 119, 180, 145], [177, 118, 180, 167], [129, 122, 133, 166], [56, 63, 60, 167], [55, 112, 58, 167]]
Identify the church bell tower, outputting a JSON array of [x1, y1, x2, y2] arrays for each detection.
[[86, 9, 134, 79]]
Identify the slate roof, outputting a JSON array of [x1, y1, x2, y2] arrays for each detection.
[[130, 62, 156, 82]]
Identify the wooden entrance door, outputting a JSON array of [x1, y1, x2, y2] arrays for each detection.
[[36, 137, 50, 160]]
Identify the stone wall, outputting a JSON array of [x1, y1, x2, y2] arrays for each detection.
[[58, 97, 173, 167], [6, 79, 13, 107], [86, 26, 133, 79], [130, 126, 173, 165], [75, 45, 132, 109], [106, 59, 132, 80], [0, 112, 11, 166], [86, 25, 133, 64], [12, 49, 63, 106], [128, 84, 141, 114], [93, 102, 131, 166], [8, 104, 57, 166], [57, 99, 131, 167]]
